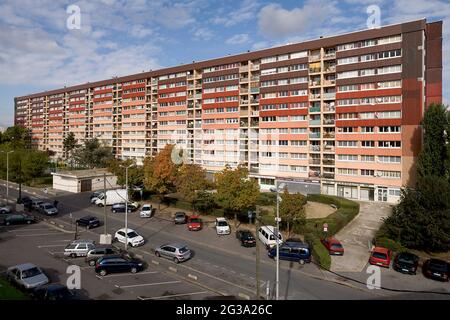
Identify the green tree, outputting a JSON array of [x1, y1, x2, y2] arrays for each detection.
[[73, 138, 113, 169], [214, 165, 260, 224], [143, 144, 179, 209], [175, 163, 210, 212], [279, 187, 307, 237], [1, 126, 30, 150], [107, 158, 143, 187], [63, 132, 78, 167]]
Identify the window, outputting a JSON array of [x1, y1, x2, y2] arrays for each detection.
[[377, 111, 401, 119], [338, 141, 357, 147], [361, 126, 374, 133], [337, 168, 358, 175], [378, 170, 401, 178], [279, 140, 288, 146], [389, 189, 401, 197], [338, 85, 358, 92], [337, 71, 358, 79], [378, 65, 402, 75], [291, 140, 307, 146], [378, 156, 401, 163], [290, 51, 308, 59], [378, 141, 401, 148], [338, 56, 359, 65], [338, 154, 358, 161], [379, 126, 401, 133], [361, 141, 375, 148], [361, 169, 374, 176], [361, 155, 375, 162], [278, 116, 288, 122]]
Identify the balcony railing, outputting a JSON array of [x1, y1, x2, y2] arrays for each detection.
[[309, 68, 321, 74], [323, 80, 336, 86], [250, 64, 260, 71], [322, 159, 335, 165], [309, 132, 321, 139], [250, 99, 259, 104], [309, 80, 321, 86], [308, 171, 321, 178], [310, 94, 321, 100], [324, 52, 336, 59], [240, 88, 249, 94], [323, 93, 336, 100], [309, 55, 321, 62], [250, 76, 260, 82], [309, 159, 321, 165], [324, 66, 336, 73], [309, 106, 321, 113], [240, 77, 249, 82], [323, 105, 336, 112], [310, 145, 321, 152], [323, 145, 335, 152], [239, 66, 249, 72], [322, 173, 335, 179], [323, 132, 335, 138], [309, 119, 321, 125], [250, 87, 260, 93]]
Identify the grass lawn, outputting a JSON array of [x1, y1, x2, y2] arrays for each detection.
[[27, 175, 53, 188], [0, 278, 29, 300]]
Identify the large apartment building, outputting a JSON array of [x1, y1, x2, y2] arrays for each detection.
[[14, 19, 442, 203]]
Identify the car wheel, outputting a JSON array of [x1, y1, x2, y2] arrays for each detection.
[[155, 251, 161, 257], [98, 203, 103, 207], [299, 259, 305, 265], [70, 253, 77, 258], [99, 269, 107, 276], [173, 257, 180, 264], [113, 237, 118, 242], [89, 260, 96, 266], [130, 267, 137, 274], [26, 220, 31, 224], [5, 221, 10, 226]]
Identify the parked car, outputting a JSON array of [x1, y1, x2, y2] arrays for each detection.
[[64, 239, 96, 258], [268, 241, 311, 265], [155, 243, 191, 263], [85, 246, 123, 266], [32, 284, 74, 301], [90, 191, 102, 200], [174, 212, 187, 224], [258, 226, 283, 249], [1, 213, 36, 226], [32, 199, 44, 210], [236, 230, 256, 247], [114, 228, 145, 247], [0, 202, 12, 214], [38, 202, 58, 216], [393, 252, 420, 275], [140, 204, 153, 218], [215, 217, 231, 235], [18, 196, 33, 206], [187, 215, 203, 231], [76, 216, 100, 229], [369, 247, 391, 268], [6, 263, 49, 290], [111, 202, 139, 213], [320, 237, 344, 255], [95, 255, 144, 276], [422, 258, 449, 282]]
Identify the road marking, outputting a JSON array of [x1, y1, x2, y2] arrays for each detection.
[[138, 291, 208, 300], [99, 271, 159, 278], [16, 233, 62, 237], [37, 244, 68, 248], [116, 280, 180, 289], [188, 274, 198, 280], [9, 228, 51, 232], [168, 266, 177, 272]]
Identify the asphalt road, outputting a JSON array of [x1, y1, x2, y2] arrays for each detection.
[[1, 183, 449, 300]]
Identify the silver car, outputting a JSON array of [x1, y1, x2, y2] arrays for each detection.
[[39, 202, 58, 216], [6, 263, 49, 290], [32, 199, 44, 210], [155, 243, 191, 263], [64, 239, 95, 258], [0, 202, 11, 214]]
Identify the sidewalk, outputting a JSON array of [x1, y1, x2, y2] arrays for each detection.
[[331, 201, 392, 272]]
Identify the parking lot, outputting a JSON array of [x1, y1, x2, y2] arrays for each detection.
[[0, 221, 216, 300]]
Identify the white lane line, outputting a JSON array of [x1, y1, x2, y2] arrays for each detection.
[[37, 244, 67, 248], [116, 280, 180, 289], [138, 291, 208, 300], [99, 271, 159, 278], [16, 233, 62, 237], [9, 228, 52, 232], [48, 251, 65, 255]]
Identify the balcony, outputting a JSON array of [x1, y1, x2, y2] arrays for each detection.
[[323, 105, 336, 113], [323, 145, 335, 152], [250, 64, 260, 71], [250, 99, 259, 105], [239, 66, 249, 72], [309, 67, 321, 74], [240, 110, 249, 116], [310, 145, 321, 152], [323, 132, 335, 138], [309, 119, 321, 126], [251, 111, 259, 116], [323, 79, 336, 86], [323, 93, 336, 100], [322, 172, 335, 179], [309, 159, 321, 165], [324, 66, 336, 73], [324, 52, 336, 59], [309, 80, 321, 86], [309, 94, 321, 100], [322, 159, 335, 165], [240, 100, 249, 105], [250, 76, 260, 82], [195, 93, 202, 99], [240, 88, 249, 94], [240, 77, 249, 82], [309, 106, 321, 113], [308, 171, 321, 178], [250, 120, 259, 127], [250, 87, 260, 93], [309, 132, 321, 139], [309, 55, 321, 62]]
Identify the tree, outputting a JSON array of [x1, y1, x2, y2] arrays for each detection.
[[175, 164, 209, 212], [143, 144, 179, 209], [383, 103, 450, 252], [107, 158, 143, 187], [73, 138, 113, 169], [0, 149, 49, 184], [279, 187, 307, 237], [214, 165, 260, 224], [1, 126, 31, 150], [63, 132, 78, 167]]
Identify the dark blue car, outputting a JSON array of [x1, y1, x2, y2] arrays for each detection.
[[268, 241, 311, 265]]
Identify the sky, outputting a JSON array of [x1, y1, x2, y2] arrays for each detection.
[[0, 0, 449, 128]]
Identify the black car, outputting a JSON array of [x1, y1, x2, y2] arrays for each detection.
[[95, 255, 144, 276], [423, 258, 449, 282], [1, 214, 36, 226], [32, 284, 74, 301], [236, 230, 256, 247], [76, 216, 101, 229], [393, 252, 420, 275], [111, 203, 138, 213], [18, 196, 33, 210]]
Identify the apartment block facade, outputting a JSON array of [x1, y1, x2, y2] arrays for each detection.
[[14, 19, 442, 203]]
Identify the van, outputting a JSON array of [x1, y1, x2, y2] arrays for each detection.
[[258, 226, 283, 249], [268, 241, 311, 265]]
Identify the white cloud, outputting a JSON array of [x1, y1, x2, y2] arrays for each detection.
[[212, 0, 261, 27], [192, 27, 214, 41], [129, 25, 154, 38], [226, 33, 250, 45], [258, 0, 340, 39]]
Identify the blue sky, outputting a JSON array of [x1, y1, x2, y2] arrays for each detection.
[[0, 0, 449, 127]]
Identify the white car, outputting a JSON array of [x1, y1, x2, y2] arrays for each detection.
[[140, 204, 153, 218], [215, 217, 231, 235], [114, 228, 145, 247]]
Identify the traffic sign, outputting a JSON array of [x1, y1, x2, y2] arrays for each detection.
[[323, 223, 328, 232]]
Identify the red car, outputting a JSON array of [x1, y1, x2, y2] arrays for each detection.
[[369, 247, 391, 268], [187, 215, 203, 231], [320, 237, 344, 255]]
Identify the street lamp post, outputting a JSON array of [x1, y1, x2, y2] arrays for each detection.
[[1, 151, 14, 206], [270, 181, 285, 301], [121, 164, 132, 251]]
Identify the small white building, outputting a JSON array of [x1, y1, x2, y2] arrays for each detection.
[[52, 169, 119, 193]]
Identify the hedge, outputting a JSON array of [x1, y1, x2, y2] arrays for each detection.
[[304, 233, 331, 270]]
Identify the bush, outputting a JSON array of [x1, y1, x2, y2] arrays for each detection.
[[257, 192, 276, 206], [304, 233, 331, 270], [374, 237, 407, 253]]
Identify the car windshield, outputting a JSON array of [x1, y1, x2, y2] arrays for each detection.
[[372, 252, 387, 260], [429, 261, 447, 271], [190, 218, 201, 223], [44, 205, 54, 209], [22, 267, 42, 278], [176, 213, 185, 217], [143, 206, 151, 210], [127, 231, 139, 238], [243, 233, 254, 239], [218, 221, 228, 227], [270, 233, 282, 240], [331, 244, 343, 249], [179, 246, 189, 253]]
